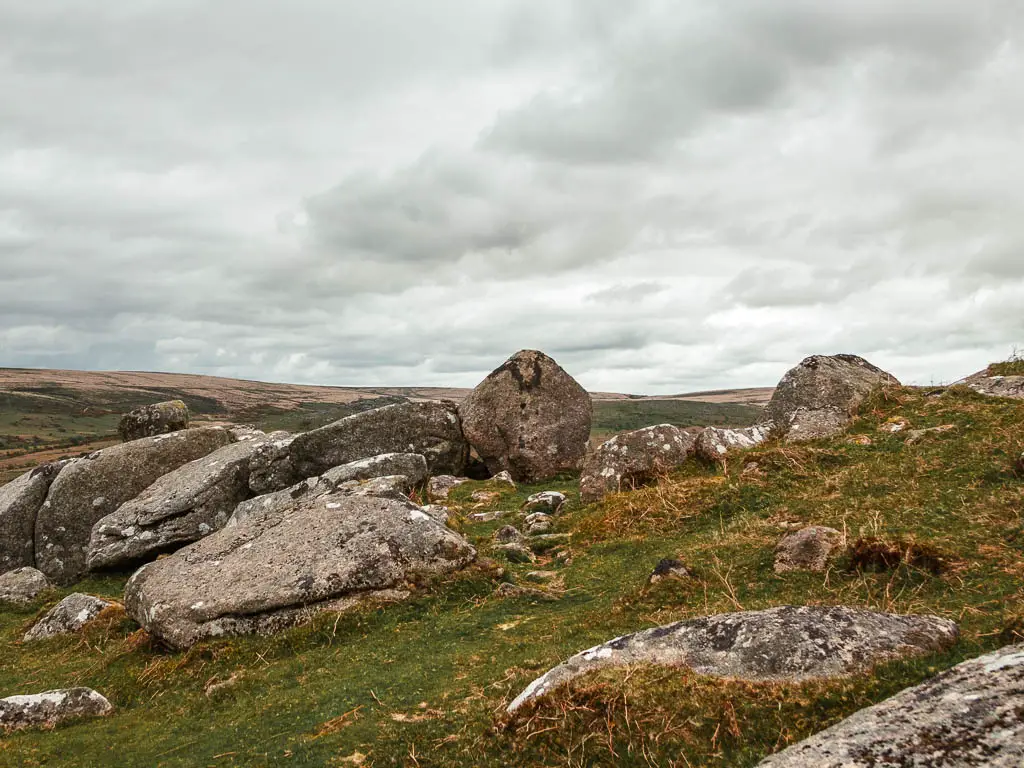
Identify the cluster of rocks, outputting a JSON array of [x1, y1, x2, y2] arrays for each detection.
[[579, 353, 899, 503], [489, 491, 570, 566]]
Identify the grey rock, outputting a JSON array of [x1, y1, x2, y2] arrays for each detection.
[[647, 558, 691, 585], [774, 526, 844, 573], [0, 567, 51, 604], [334, 475, 415, 499], [0, 462, 66, 572], [491, 471, 516, 488], [23, 593, 116, 641], [419, 504, 450, 524], [522, 491, 567, 515], [764, 355, 899, 443], [35, 426, 234, 584], [286, 401, 468, 486], [494, 525, 525, 545], [495, 543, 536, 564], [507, 605, 958, 712], [757, 643, 1024, 767], [321, 453, 428, 488], [124, 492, 476, 649], [960, 370, 1024, 400], [580, 425, 696, 503], [524, 512, 553, 535], [427, 475, 470, 501], [694, 425, 772, 462], [0, 688, 112, 733], [228, 476, 331, 529], [468, 510, 507, 522], [118, 400, 190, 441], [460, 350, 592, 483], [87, 438, 265, 571], [524, 570, 559, 583], [247, 434, 298, 495]]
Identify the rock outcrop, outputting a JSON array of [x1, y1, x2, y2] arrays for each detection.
[[0, 688, 113, 732], [764, 355, 899, 443], [774, 526, 844, 573], [0, 567, 51, 604], [756, 643, 1024, 767], [87, 438, 267, 571], [320, 453, 427, 489], [23, 593, 116, 641], [960, 369, 1024, 400], [694, 425, 772, 462], [459, 350, 592, 483], [118, 400, 190, 441], [125, 492, 476, 649], [35, 427, 234, 584], [580, 425, 696, 503], [0, 462, 66, 572], [507, 605, 958, 712], [522, 491, 567, 515], [246, 402, 467, 493]]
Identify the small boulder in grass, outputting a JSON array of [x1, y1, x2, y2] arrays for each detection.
[[524, 513, 553, 535], [774, 526, 844, 574], [24, 593, 117, 642], [647, 558, 692, 586], [427, 475, 470, 502], [0, 688, 113, 732], [490, 471, 516, 488], [495, 543, 535, 564], [494, 525, 525, 545], [0, 567, 51, 604], [521, 491, 566, 515]]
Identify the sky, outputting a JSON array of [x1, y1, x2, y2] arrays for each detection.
[[1, 1, 1022, 395]]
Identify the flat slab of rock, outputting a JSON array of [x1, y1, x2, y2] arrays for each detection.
[[764, 355, 899, 443], [248, 434, 297, 495], [87, 438, 266, 571], [24, 593, 116, 641], [0, 567, 51, 604], [774, 526, 844, 573], [757, 643, 1024, 767], [125, 492, 476, 649], [35, 426, 234, 584], [119, 400, 190, 441], [580, 425, 696, 503], [0, 688, 112, 732], [507, 605, 958, 712], [321, 453, 428, 488], [960, 370, 1024, 400], [694, 425, 772, 462], [0, 462, 65, 572], [460, 350, 592, 483]]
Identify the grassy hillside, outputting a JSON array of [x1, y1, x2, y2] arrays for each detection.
[[2, 384, 1021, 766], [591, 399, 763, 438]]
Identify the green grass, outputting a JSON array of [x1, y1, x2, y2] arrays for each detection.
[[1, 386, 1023, 766], [989, 359, 1024, 376]]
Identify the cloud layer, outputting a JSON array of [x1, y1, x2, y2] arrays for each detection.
[[1, 1, 1021, 392]]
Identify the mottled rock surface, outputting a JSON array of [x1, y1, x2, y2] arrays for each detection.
[[647, 558, 691, 585], [508, 605, 958, 712], [960, 370, 1024, 400], [125, 492, 476, 649], [24, 593, 116, 641], [694, 425, 772, 462], [35, 426, 233, 584], [0, 688, 112, 732], [757, 643, 1024, 767], [284, 401, 467, 486], [118, 400, 190, 441], [459, 350, 592, 483], [247, 434, 298, 495], [321, 453, 428, 489], [494, 525, 525, 545], [0, 567, 51, 604], [580, 425, 696, 503], [88, 438, 266, 571], [774, 526, 844, 573], [427, 475, 470, 501], [765, 355, 899, 443], [524, 513, 553, 535], [522, 491, 567, 515], [0, 462, 65, 572]]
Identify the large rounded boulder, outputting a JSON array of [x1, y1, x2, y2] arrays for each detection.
[[764, 354, 899, 443], [580, 424, 696, 503], [459, 350, 592, 482]]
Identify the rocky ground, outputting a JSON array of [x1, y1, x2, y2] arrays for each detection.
[[0, 353, 1021, 766]]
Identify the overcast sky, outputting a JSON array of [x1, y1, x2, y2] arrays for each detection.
[[1, 1, 1022, 394]]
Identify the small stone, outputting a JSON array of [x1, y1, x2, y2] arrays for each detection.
[[524, 512, 553, 535], [495, 543, 536, 564], [24, 593, 116, 642], [647, 558, 691, 585], [490, 471, 516, 488], [427, 475, 470, 502], [494, 526, 525, 545], [0, 567, 52, 604], [118, 400, 190, 441], [524, 570, 558, 583], [468, 510, 507, 522], [0, 688, 112, 732], [521, 491, 567, 515], [774, 526, 844, 573]]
